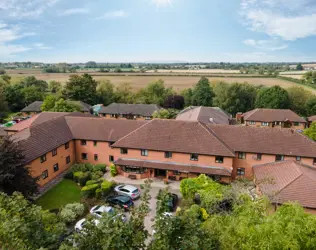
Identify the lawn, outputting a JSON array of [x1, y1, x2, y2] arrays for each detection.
[[36, 179, 81, 210]]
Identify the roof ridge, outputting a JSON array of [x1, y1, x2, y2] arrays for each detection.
[[111, 119, 153, 146], [198, 122, 235, 156]]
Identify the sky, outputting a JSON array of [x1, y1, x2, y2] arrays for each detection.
[[1, 0, 316, 63]]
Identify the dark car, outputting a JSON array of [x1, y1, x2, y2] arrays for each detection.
[[165, 193, 178, 212], [106, 195, 134, 211]]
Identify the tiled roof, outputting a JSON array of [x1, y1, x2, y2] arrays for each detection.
[[112, 120, 235, 157], [65, 117, 148, 142], [253, 161, 316, 209], [0, 127, 7, 137], [21, 101, 43, 112], [115, 158, 232, 176], [242, 109, 306, 123], [207, 124, 316, 158], [99, 103, 161, 117], [69, 101, 92, 112], [176, 106, 232, 125], [308, 115, 316, 122]]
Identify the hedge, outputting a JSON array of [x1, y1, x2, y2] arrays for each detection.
[[94, 164, 106, 173], [110, 164, 117, 177], [73, 171, 90, 186], [81, 184, 99, 198], [101, 180, 114, 196]]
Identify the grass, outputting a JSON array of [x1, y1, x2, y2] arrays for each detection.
[[36, 179, 81, 210]]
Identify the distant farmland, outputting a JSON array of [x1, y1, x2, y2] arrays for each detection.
[[6, 69, 316, 93]]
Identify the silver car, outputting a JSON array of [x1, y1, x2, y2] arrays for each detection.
[[114, 184, 140, 200], [90, 205, 127, 222]]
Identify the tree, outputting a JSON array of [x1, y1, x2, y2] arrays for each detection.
[[135, 80, 173, 105], [304, 122, 316, 140], [85, 61, 97, 68], [63, 74, 97, 104], [255, 86, 291, 109], [305, 96, 316, 116], [52, 98, 81, 112], [21, 76, 48, 92], [296, 63, 304, 71], [213, 82, 256, 114], [0, 68, 5, 75], [0, 86, 8, 122], [48, 80, 62, 93], [115, 82, 134, 103], [163, 95, 184, 109], [152, 109, 179, 119], [191, 77, 214, 106], [180, 88, 193, 107], [96, 80, 115, 106], [0, 137, 38, 196], [22, 85, 45, 105], [0, 192, 66, 249], [41, 95, 59, 111], [4, 83, 25, 112], [1, 74, 11, 84], [303, 71, 316, 84], [287, 86, 313, 116]]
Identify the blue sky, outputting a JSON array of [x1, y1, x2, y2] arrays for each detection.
[[1, 0, 316, 63]]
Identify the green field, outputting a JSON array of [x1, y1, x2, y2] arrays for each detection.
[[36, 179, 81, 210]]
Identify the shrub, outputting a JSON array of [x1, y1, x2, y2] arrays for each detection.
[[59, 203, 85, 223], [73, 171, 84, 183], [90, 171, 104, 180], [73, 171, 91, 186], [85, 180, 99, 186], [71, 163, 88, 173], [110, 164, 117, 177], [85, 163, 94, 172], [81, 184, 99, 198], [64, 171, 73, 180], [95, 188, 102, 199], [200, 207, 209, 221], [94, 164, 106, 173], [101, 180, 114, 196]]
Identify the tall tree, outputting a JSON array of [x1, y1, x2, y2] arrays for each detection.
[[115, 82, 135, 103], [191, 77, 214, 106], [63, 74, 97, 104], [48, 80, 62, 93], [22, 85, 45, 105], [21, 76, 48, 92], [0, 86, 8, 122], [41, 95, 59, 111], [163, 95, 184, 109], [0, 137, 38, 196], [181, 88, 193, 107], [287, 86, 313, 116], [96, 80, 115, 106], [305, 96, 316, 116], [52, 98, 81, 112], [296, 63, 304, 71], [4, 83, 25, 112], [255, 86, 291, 109]]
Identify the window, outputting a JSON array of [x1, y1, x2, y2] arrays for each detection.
[[66, 156, 71, 164], [275, 121, 281, 126], [165, 151, 172, 158], [145, 116, 151, 120], [294, 122, 300, 126], [94, 154, 98, 161], [314, 158, 316, 165], [173, 170, 181, 175], [42, 170, 48, 179], [296, 156, 301, 161], [275, 155, 284, 161], [215, 156, 224, 163], [40, 154, 47, 163], [141, 149, 148, 156], [108, 142, 114, 147], [121, 166, 147, 174], [249, 121, 256, 125], [121, 148, 128, 154], [238, 152, 246, 159], [109, 155, 114, 162], [53, 163, 59, 172], [190, 153, 198, 161], [81, 140, 87, 145], [81, 153, 88, 160], [261, 122, 269, 126], [93, 141, 97, 147], [52, 148, 57, 156], [65, 142, 69, 149], [237, 168, 245, 176], [257, 153, 262, 160]]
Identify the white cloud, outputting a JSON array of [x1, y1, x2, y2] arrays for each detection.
[[243, 39, 288, 51], [240, 0, 316, 40], [0, 0, 59, 18], [0, 44, 31, 57], [96, 10, 128, 19], [34, 43, 52, 50], [0, 25, 36, 43], [152, 0, 172, 7], [60, 8, 89, 16]]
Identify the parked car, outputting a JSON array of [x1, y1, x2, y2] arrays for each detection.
[[74, 218, 100, 233], [106, 195, 134, 211], [90, 205, 127, 222], [165, 193, 178, 212], [114, 184, 140, 200]]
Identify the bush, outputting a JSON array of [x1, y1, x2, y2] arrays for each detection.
[[73, 171, 91, 186], [81, 184, 99, 198], [101, 180, 114, 196], [64, 171, 73, 180], [110, 164, 117, 177], [71, 163, 88, 173], [85, 180, 99, 186], [59, 203, 85, 223], [94, 164, 106, 173], [90, 171, 104, 180], [85, 163, 94, 172], [95, 188, 102, 199]]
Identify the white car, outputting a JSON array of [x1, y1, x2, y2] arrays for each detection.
[[90, 205, 127, 222], [74, 218, 100, 233], [114, 184, 140, 200]]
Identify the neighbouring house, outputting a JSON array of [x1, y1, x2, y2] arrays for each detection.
[[99, 103, 161, 120], [11, 116, 316, 189], [20, 101, 92, 115], [308, 115, 316, 126], [253, 160, 316, 213], [176, 106, 232, 125], [237, 109, 307, 129]]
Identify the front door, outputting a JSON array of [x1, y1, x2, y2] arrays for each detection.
[[155, 169, 167, 178]]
